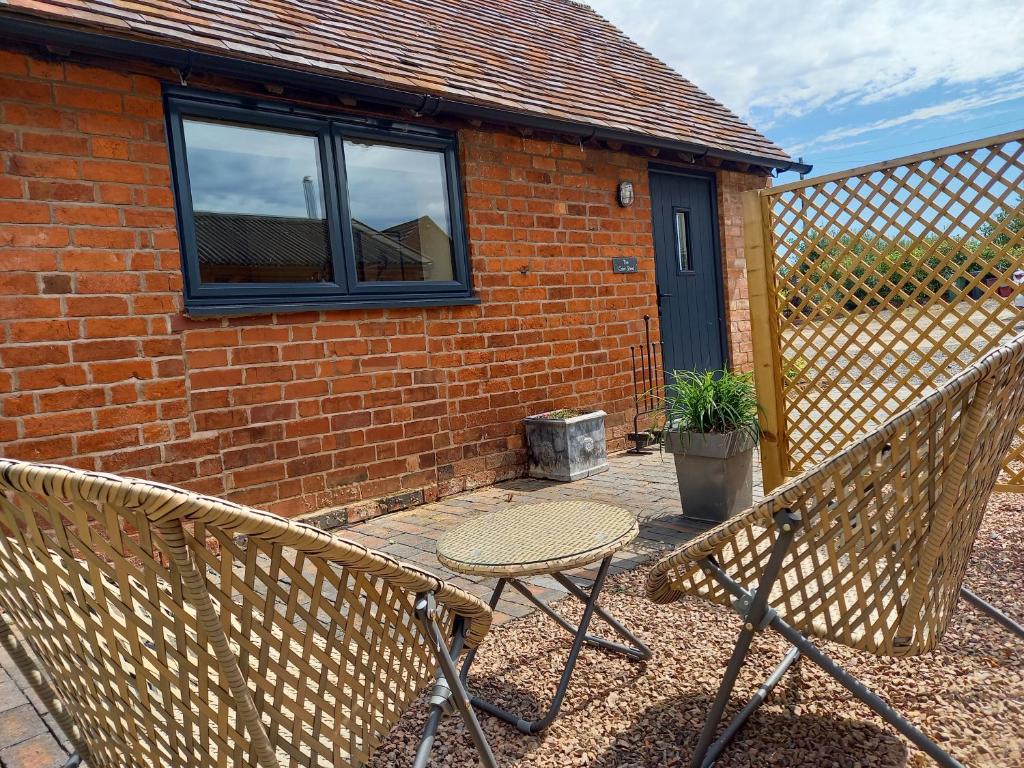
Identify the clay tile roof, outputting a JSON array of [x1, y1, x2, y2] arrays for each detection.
[[0, 0, 794, 166]]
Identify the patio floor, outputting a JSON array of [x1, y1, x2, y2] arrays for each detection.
[[0, 449, 745, 767]]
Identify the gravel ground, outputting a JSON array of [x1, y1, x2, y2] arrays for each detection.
[[369, 495, 1024, 768]]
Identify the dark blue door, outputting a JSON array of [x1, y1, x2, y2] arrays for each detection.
[[649, 170, 726, 374]]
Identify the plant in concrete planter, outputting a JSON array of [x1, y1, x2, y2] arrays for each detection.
[[663, 369, 760, 523], [524, 408, 608, 481]]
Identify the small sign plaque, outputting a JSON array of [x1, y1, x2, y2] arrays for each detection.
[[612, 257, 638, 274]]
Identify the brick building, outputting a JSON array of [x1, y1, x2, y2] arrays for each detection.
[[0, 0, 809, 521]]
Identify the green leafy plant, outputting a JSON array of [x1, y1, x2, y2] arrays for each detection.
[[783, 354, 808, 382], [663, 368, 760, 442]]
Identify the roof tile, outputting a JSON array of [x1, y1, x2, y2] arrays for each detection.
[[1, 0, 791, 162]]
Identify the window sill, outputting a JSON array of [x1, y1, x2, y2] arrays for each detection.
[[184, 293, 480, 318]]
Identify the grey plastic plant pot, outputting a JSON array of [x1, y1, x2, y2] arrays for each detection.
[[524, 410, 609, 481], [664, 429, 755, 523]]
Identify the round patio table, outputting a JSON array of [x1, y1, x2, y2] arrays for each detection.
[[435, 500, 651, 734]]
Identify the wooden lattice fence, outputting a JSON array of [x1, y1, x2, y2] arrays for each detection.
[[745, 129, 1024, 492]]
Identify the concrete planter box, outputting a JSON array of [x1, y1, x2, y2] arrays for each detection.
[[524, 410, 608, 481], [664, 428, 755, 523]]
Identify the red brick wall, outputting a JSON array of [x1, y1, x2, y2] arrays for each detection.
[[0, 47, 764, 520], [717, 169, 770, 371]]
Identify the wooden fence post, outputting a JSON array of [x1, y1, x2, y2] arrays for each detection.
[[743, 189, 787, 493]]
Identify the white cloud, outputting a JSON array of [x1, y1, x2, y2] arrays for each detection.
[[586, 0, 1024, 125], [788, 76, 1024, 155]]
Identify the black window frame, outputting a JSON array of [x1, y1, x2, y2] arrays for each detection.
[[165, 88, 475, 316]]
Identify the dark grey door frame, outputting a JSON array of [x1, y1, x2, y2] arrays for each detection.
[[648, 164, 729, 373]]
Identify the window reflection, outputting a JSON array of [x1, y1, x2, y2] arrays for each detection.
[[675, 210, 692, 272], [183, 119, 332, 284], [344, 140, 456, 282]]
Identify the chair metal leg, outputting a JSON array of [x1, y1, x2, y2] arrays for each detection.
[[702, 551, 965, 768], [691, 509, 799, 768], [698, 646, 800, 768], [690, 618, 758, 768], [61, 754, 82, 768], [960, 587, 1024, 638], [413, 708, 445, 768], [772, 618, 963, 768], [415, 631, 461, 768], [466, 555, 615, 734], [414, 598, 498, 768]]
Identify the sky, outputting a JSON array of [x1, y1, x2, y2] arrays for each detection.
[[184, 119, 325, 218], [587, 0, 1024, 182]]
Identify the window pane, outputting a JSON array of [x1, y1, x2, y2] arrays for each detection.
[[183, 119, 332, 284], [344, 140, 456, 283], [675, 210, 691, 272]]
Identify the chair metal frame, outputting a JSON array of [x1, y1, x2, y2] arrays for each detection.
[[687, 509, 1023, 768], [413, 593, 497, 768]]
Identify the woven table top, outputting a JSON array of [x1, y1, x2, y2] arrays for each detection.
[[436, 501, 638, 577]]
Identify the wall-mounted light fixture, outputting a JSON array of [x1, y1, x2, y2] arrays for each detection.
[[617, 180, 635, 208]]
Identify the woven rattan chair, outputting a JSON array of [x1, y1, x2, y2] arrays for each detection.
[[647, 332, 1024, 768], [0, 460, 498, 768]]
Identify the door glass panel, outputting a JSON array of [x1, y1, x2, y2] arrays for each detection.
[[344, 139, 456, 283], [674, 209, 691, 272], [183, 119, 332, 284]]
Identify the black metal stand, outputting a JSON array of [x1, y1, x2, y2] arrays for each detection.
[[628, 314, 664, 454], [460, 556, 651, 734], [686, 509, 1022, 768]]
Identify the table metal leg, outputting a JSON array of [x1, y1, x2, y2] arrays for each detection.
[[504, 574, 651, 661], [460, 578, 506, 684], [462, 555, 645, 734], [549, 572, 651, 660]]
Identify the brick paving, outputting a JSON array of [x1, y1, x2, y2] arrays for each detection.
[[0, 663, 73, 768], [0, 450, 762, 766]]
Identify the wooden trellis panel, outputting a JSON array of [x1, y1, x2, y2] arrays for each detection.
[[746, 129, 1024, 492]]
